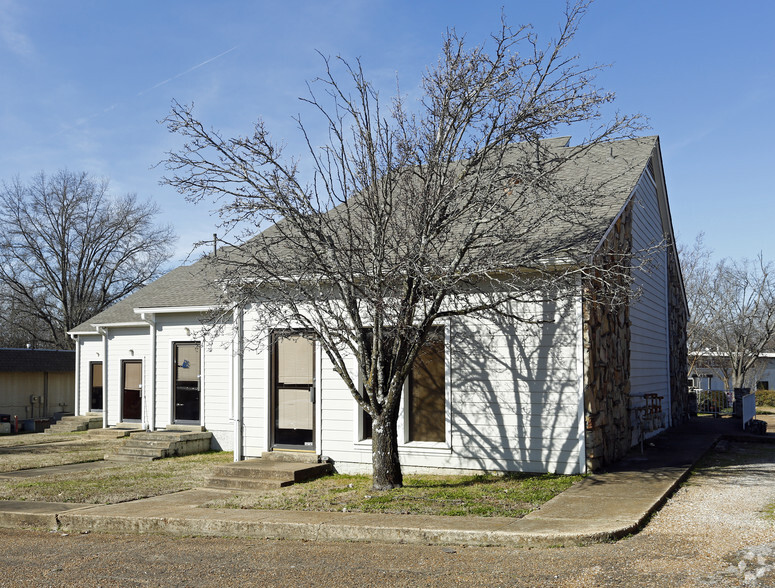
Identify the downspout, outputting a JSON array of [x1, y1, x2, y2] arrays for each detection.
[[140, 313, 157, 431], [71, 334, 80, 416], [43, 372, 49, 418], [200, 336, 206, 430], [233, 306, 244, 462], [663, 247, 672, 428], [575, 282, 587, 475], [97, 326, 108, 428]]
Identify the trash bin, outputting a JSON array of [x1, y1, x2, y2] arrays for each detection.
[[0, 414, 11, 436]]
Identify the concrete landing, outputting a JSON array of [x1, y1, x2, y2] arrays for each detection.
[[207, 459, 333, 490], [88, 424, 144, 438]]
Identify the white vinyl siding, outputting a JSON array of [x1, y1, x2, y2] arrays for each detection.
[[314, 296, 583, 475], [153, 313, 232, 450], [79, 291, 582, 473], [105, 327, 149, 426], [629, 169, 669, 437], [77, 335, 102, 414], [241, 309, 268, 457]]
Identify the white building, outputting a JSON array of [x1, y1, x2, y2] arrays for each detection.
[[69, 136, 687, 474]]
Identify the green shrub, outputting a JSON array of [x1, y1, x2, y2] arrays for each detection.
[[755, 389, 775, 407]]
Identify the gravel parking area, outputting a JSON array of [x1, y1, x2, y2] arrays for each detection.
[[1, 439, 774, 586], [639, 440, 775, 586]]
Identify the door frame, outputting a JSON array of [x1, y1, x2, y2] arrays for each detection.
[[172, 340, 202, 425], [120, 359, 143, 422], [269, 330, 316, 451], [88, 361, 103, 412]]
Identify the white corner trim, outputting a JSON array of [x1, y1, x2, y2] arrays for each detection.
[[575, 286, 587, 475]]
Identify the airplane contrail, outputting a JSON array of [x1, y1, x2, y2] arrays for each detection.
[[138, 45, 239, 96], [48, 45, 239, 140]]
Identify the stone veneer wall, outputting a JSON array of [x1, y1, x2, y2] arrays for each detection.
[[667, 241, 689, 424], [583, 201, 633, 472]]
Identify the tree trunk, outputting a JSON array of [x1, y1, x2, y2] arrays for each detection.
[[371, 414, 403, 490]]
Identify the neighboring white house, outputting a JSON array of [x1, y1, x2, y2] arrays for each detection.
[[69, 136, 687, 475], [690, 352, 775, 393]]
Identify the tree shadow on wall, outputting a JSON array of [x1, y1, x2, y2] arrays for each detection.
[[450, 297, 583, 474]]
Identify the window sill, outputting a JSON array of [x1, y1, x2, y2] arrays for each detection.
[[353, 439, 452, 453]]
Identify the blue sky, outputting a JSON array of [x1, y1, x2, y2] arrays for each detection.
[[1, 0, 773, 265]]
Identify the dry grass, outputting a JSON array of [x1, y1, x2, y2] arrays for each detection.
[[0, 451, 233, 504], [0, 433, 580, 516], [0, 432, 125, 473], [207, 471, 583, 518], [0, 431, 89, 448], [756, 404, 775, 415]]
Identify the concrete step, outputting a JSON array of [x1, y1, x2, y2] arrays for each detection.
[[88, 426, 142, 438], [211, 461, 332, 482], [114, 446, 167, 458], [207, 476, 292, 490], [105, 453, 157, 463], [260, 451, 320, 464], [206, 459, 332, 491], [130, 431, 212, 443], [164, 424, 206, 432], [45, 423, 87, 433], [105, 429, 212, 462], [124, 439, 178, 449], [44, 415, 103, 434]]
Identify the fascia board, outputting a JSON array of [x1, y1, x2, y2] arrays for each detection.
[[133, 305, 217, 314]]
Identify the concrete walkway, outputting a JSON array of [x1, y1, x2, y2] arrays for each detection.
[[1, 416, 773, 547]]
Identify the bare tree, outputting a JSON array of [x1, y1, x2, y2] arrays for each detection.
[[682, 233, 775, 394], [0, 170, 176, 349], [162, 2, 646, 489], [702, 255, 775, 391], [0, 285, 47, 348], [680, 233, 714, 378]]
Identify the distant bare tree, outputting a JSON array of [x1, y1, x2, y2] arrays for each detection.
[[683, 238, 775, 391], [0, 285, 46, 348], [680, 233, 713, 378], [708, 256, 775, 390], [0, 170, 176, 349], [162, 2, 646, 489]]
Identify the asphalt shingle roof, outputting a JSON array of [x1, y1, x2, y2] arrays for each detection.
[[0, 349, 75, 373], [69, 261, 221, 334], [70, 136, 659, 336]]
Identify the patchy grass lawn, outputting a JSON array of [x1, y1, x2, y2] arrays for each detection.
[[207, 471, 583, 518], [0, 451, 233, 504], [0, 431, 88, 448], [0, 433, 581, 516], [0, 432, 125, 473]]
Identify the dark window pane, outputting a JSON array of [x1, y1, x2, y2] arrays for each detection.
[[122, 361, 142, 420], [409, 329, 445, 442], [90, 362, 103, 411], [174, 342, 201, 422]]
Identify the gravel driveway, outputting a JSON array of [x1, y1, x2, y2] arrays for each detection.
[[1, 440, 774, 587]]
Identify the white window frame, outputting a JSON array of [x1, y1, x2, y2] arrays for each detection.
[[354, 321, 452, 453]]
